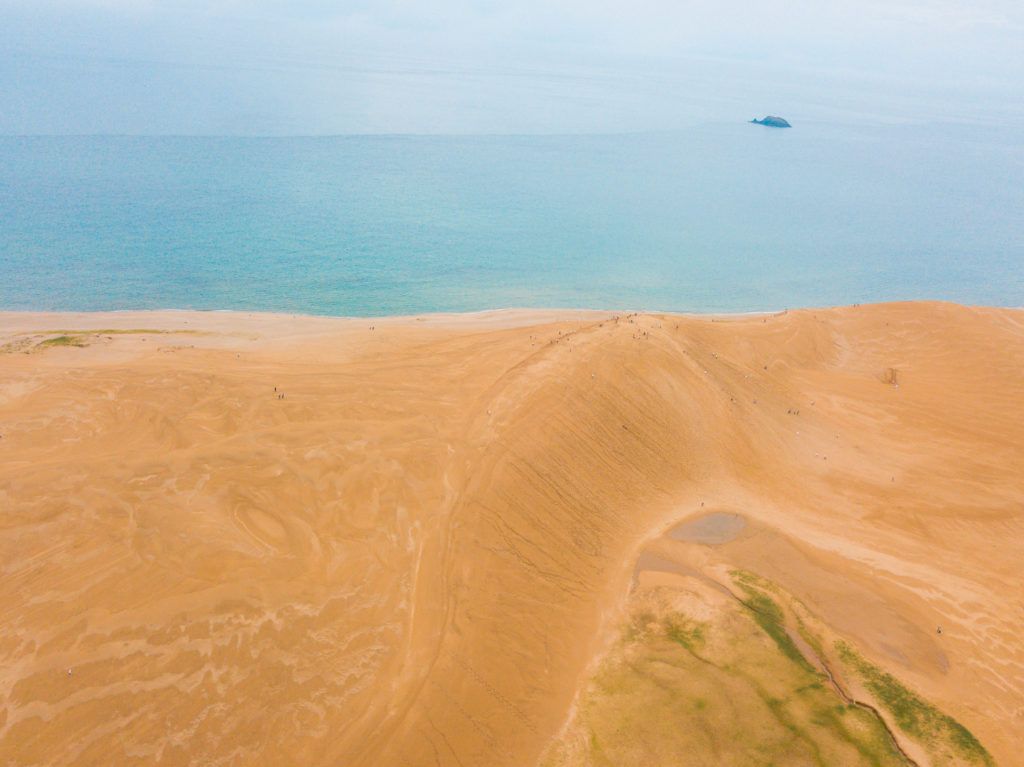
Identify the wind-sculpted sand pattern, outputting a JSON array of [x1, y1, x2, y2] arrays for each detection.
[[0, 302, 1022, 766]]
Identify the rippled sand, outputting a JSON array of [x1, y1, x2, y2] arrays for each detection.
[[1, 302, 1022, 766]]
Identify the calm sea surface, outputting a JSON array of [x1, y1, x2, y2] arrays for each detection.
[[1, 122, 1021, 315]]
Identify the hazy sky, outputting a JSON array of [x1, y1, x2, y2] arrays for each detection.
[[1, 0, 1021, 134]]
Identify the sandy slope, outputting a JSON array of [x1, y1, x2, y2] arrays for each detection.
[[0, 302, 1021, 766]]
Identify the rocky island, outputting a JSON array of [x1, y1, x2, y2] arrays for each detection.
[[751, 115, 792, 127]]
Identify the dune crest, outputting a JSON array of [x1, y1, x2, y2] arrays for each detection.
[[1, 302, 1022, 766]]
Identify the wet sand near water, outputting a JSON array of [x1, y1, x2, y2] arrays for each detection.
[[668, 512, 748, 544]]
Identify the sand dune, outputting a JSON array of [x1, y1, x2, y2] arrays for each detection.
[[1, 302, 1022, 766]]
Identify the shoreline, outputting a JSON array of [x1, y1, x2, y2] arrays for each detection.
[[2, 300, 1014, 354], [2, 298, 1012, 333]]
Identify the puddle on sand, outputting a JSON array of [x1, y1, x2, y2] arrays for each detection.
[[668, 512, 747, 545]]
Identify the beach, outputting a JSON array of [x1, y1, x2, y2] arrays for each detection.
[[1, 301, 1022, 766]]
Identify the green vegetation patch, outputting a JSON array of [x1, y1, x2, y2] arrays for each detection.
[[37, 335, 87, 348], [31, 328, 200, 351], [663, 614, 705, 652], [543, 577, 917, 767], [38, 328, 185, 335], [837, 641, 993, 765], [733, 571, 815, 672]]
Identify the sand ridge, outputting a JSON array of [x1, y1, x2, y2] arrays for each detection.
[[0, 302, 1022, 766]]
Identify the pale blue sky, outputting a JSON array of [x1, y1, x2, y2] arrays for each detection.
[[1, 0, 1021, 134]]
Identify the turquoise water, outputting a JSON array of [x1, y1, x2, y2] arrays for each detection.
[[1, 122, 1021, 315]]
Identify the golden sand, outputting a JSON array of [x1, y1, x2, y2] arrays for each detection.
[[0, 302, 1021, 766]]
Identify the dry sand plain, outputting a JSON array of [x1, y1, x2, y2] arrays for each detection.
[[0, 302, 1022, 766]]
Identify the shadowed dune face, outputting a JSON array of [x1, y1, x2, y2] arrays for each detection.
[[0, 303, 1022, 767]]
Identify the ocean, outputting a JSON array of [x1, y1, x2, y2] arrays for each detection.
[[1, 121, 1021, 316]]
